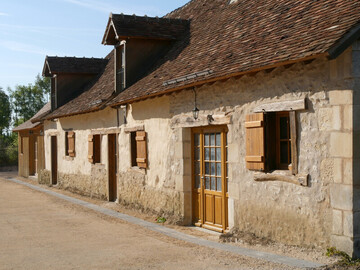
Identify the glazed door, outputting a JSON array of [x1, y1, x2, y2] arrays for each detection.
[[192, 126, 228, 232]]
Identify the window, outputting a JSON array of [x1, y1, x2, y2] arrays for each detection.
[[130, 131, 147, 169], [65, 131, 75, 157], [88, 134, 101, 164], [245, 111, 297, 174]]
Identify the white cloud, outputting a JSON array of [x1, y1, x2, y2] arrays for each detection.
[[0, 12, 9, 16]]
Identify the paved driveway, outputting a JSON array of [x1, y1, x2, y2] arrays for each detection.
[[0, 176, 311, 270]]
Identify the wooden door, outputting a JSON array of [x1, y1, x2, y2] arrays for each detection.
[[51, 136, 57, 185], [192, 126, 228, 232], [108, 134, 117, 202]]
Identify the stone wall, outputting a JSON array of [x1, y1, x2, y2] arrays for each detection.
[[39, 169, 50, 186], [167, 50, 353, 248]]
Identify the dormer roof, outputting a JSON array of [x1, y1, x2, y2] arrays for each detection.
[[102, 13, 189, 45], [43, 56, 108, 77]]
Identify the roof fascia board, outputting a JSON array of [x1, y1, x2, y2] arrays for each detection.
[[102, 19, 118, 45], [328, 23, 360, 59]]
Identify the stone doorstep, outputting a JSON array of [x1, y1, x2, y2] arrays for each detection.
[[4, 176, 323, 269]]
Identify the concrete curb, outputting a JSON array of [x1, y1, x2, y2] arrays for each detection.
[[6, 177, 324, 269]]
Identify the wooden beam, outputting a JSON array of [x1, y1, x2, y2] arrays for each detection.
[[253, 98, 306, 113]]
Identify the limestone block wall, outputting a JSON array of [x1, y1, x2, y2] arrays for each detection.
[[116, 97, 186, 222], [167, 50, 354, 248], [42, 107, 117, 199]]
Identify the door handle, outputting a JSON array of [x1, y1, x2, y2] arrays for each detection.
[[201, 176, 204, 187]]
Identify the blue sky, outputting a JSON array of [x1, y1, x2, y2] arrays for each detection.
[[0, 0, 189, 93]]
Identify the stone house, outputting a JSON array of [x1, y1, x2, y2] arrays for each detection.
[[24, 0, 360, 256]]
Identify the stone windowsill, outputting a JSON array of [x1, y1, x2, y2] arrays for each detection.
[[254, 170, 308, 186]]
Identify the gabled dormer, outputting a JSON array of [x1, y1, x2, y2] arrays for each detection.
[[102, 13, 189, 93], [43, 56, 108, 111]]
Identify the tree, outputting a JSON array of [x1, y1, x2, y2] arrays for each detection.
[[0, 87, 11, 136], [9, 74, 50, 123]]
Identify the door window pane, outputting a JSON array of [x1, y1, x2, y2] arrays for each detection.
[[205, 148, 209, 160], [211, 177, 216, 190], [204, 134, 209, 146], [216, 162, 221, 176], [205, 162, 210, 174], [194, 147, 200, 160], [194, 133, 200, 146], [216, 133, 221, 146], [210, 133, 215, 146], [195, 175, 200, 189], [211, 162, 215, 176], [205, 177, 210, 189], [217, 178, 222, 191], [195, 161, 200, 175], [216, 148, 221, 161], [280, 117, 289, 139], [210, 148, 215, 160]]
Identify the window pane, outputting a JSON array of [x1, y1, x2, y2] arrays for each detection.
[[210, 148, 215, 160], [280, 117, 288, 139], [216, 162, 221, 176], [194, 147, 200, 160], [216, 148, 221, 161], [205, 148, 210, 160], [194, 133, 200, 146], [204, 134, 209, 146], [205, 162, 210, 175], [217, 178, 222, 191], [211, 162, 215, 176], [216, 133, 221, 146], [195, 175, 200, 189], [205, 177, 210, 189], [210, 133, 215, 146], [211, 177, 216, 190], [280, 141, 289, 164], [195, 162, 200, 175]]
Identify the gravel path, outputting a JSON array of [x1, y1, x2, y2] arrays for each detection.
[[0, 173, 332, 269]]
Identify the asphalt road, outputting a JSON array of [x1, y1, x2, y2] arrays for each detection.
[[0, 175, 306, 270]]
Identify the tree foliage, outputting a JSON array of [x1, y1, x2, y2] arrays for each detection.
[[0, 87, 11, 136], [9, 74, 50, 123]]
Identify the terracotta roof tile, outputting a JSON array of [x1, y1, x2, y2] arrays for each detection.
[[44, 52, 114, 120], [43, 56, 108, 76], [108, 0, 360, 106], [104, 14, 189, 43]]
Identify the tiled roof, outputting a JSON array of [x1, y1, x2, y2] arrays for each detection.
[[13, 102, 50, 131], [43, 56, 108, 76], [102, 13, 189, 44], [107, 0, 360, 106], [44, 52, 114, 120]]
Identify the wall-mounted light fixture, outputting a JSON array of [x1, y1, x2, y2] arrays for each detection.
[[192, 87, 199, 120]]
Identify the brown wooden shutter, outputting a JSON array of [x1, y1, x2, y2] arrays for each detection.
[[135, 131, 147, 168], [245, 113, 265, 171], [88, 134, 94, 163], [68, 131, 75, 157], [289, 111, 298, 175]]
